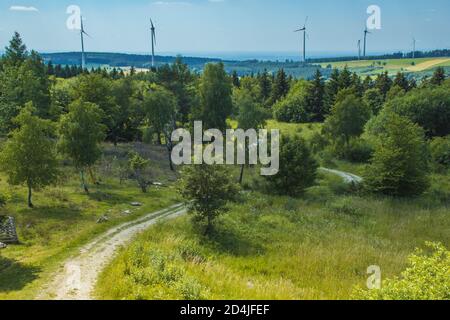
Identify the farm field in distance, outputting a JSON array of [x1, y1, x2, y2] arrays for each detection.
[[316, 57, 450, 77]]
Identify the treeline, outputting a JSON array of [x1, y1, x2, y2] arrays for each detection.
[[41, 52, 222, 69], [0, 32, 449, 210], [307, 49, 450, 63]]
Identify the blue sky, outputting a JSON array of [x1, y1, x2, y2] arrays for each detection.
[[0, 0, 449, 57]]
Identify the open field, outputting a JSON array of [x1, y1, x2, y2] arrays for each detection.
[[95, 168, 450, 300], [0, 143, 180, 300], [316, 57, 450, 77]]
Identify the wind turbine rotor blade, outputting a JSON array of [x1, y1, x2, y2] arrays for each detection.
[[304, 16, 309, 28]]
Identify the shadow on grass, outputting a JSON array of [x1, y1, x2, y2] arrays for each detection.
[[87, 190, 135, 205], [0, 255, 41, 292], [205, 225, 265, 257]]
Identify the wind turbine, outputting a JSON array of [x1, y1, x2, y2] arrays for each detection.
[[294, 16, 308, 63], [358, 40, 362, 60], [150, 19, 156, 68], [363, 27, 371, 58], [80, 16, 90, 69], [412, 37, 416, 59]]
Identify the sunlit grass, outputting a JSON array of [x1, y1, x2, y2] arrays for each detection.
[[0, 143, 180, 300], [95, 168, 449, 300]]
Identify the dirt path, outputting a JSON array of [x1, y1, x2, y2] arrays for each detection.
[[407, 58, 450, 72], [37, 203, 186, 300], [320, 168, 363, 184]]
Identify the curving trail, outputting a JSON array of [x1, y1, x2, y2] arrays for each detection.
[[37, 203, 186, 300], [320, 167, 363, 184]]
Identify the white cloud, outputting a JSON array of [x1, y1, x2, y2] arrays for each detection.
[[10, 5, 39, 12]]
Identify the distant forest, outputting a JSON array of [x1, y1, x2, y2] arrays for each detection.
[[307, 49, 450, 63], [39, 49, 450, 79]]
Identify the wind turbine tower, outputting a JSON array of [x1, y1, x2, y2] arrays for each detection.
[[363, 27, 371, 58], [150, 19, 156, 68], [412, 37, 416, 59], [358, 40, 362, 60], [80, 16, 89, 69], [294, 16, 308, 63]]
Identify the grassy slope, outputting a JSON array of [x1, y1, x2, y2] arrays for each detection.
[[95, 122, 449, 300], [95, 168, 449, 300], [0, 143, 180, 300]]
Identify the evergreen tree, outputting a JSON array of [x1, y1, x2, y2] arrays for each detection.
[[47, 61, 55, 76], [231, 70, 240, 88], [307, 69, 325, 121], [430, 67, 446, 86], [0, 37, 51, 133], [2, 32, 27, 67], [351, 72, 364, 96], [259, 69, 272, 103], [394, 72, 410, 91], [271, 68, 290, 103], [264, 135, 318, 196], [375, 71, 393, 97], [338, 67, 352, 90], [157, 57, 194, 124], [324, 68, 340, 114], [363, 75, 374, 91]]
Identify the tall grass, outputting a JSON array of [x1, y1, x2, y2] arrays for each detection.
[[95, 170, 449, 300]]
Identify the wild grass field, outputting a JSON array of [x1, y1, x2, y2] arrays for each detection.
[[94, 122, 449, 300], [0, 143, 180, 300], [317, 57, 450, 77], [95, 167, 449, 300]]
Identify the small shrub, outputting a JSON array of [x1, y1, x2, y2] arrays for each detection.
[[328, 198, 360, 216], [0, 193, 9, 208], [178, 242, 206, 263], [430, 136, 450, 170], [353, 242, 450, 300], [342, 139, 373, 163], [176, 277, 206, 300], [283, 197, 299, 212]]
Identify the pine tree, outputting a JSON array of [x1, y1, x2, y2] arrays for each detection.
[[3, 32, 28, 67], [338, 67, 352, 90], [430, 67, 446, 86], [375, 71, 393, 97], [363, 75, 373, 91], [271, 68, 289, 103], [394, 72, 410, 91], [351, 72, 364, 96], [259, 69, 272, 103], [231, 70, 240, 88], [324, 68, 340, 114], [307, 69, 325, 121]]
